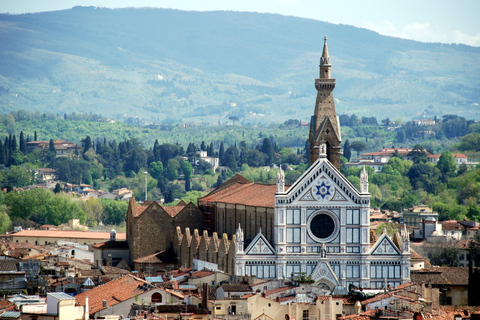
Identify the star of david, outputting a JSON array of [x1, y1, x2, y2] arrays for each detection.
[[315, 182, 331, 199]]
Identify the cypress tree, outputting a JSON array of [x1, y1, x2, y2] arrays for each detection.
[[208, 142, 214, 157], [343, 139, 352, 161], [19, 131, 27, 154], [34, 131, 37, 141], [0, 140, 4, 165], [11, 134, 17, 151], [219, 142, 225, 166]]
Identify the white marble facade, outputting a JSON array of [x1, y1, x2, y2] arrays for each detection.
[[235, 151, 410, 290]]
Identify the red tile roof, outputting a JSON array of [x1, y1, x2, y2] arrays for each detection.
[[411, 267, 469, 286], [199, 174, 277, 208], [130, 198, 192, 218], [265, 286, 295, 296], [12, 229, 126, 240], [75, 274, 183, 315]]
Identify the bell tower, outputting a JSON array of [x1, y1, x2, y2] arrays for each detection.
[[309, 36, 342, 169]]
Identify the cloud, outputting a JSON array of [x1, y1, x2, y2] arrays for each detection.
[[452, 30, 480, 47], [361, 20, 479, 47]]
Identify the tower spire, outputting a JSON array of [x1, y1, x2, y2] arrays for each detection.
[[309, 36, 342, 169], [320, 36, 331, 67]]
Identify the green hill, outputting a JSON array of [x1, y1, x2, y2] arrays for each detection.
[[0, 7, 479, 122]]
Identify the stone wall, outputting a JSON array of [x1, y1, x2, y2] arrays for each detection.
[[127, 199, 204, 261], [174, 227, 236, 274]]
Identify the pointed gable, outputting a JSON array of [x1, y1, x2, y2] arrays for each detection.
[[281, 158, 362, 206], [310, 261, 340, 287], [371, 233, 401, 255], [245, 231, 275, 255]]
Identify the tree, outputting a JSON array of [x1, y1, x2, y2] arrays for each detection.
[[218, 142, 225, 165], [166, 158, 181, 181], [228, 116, 239, 125], [182, 161, 193, 192], [261, 138, 275, 165], [343, 139, 351, 161], [149, 161, 164, 180], [350, 140, 367, 158], [45, 139, 57, 167], [429, 247, 460, 267], [6, 165, 31, 187], [79, 198, 104, 227], [224, 145, 239, 172], [407, 163, 440, 193], [82, 136, 92, 156], [19, 131, 27, 154], [437, 151, 456, 182], [408, 144, 428, 164], [242, 149, 267, 167], [0, 209, 11, 234], [53, 183, 62, 194], [101, 199, 128, 225]]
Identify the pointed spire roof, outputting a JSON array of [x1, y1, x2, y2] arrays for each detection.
[[320, 36, 331, 66]]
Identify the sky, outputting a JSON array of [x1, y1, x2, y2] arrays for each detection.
[[1, 0, 480, 47]]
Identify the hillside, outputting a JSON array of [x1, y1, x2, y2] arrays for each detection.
[[0, 6, 479, 123]]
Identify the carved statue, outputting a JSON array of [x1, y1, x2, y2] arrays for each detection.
[[277, 167, 285, 192]]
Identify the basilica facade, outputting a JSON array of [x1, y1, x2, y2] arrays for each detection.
[[233, 37, 410, 290]]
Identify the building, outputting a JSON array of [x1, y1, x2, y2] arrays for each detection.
[[402, 205, 438, 228], [11, 229, 126, 246], [410, 267, 468, 306], [232, 38, 410, 289], [427, 153, 468, 165], [308, 36, 342, 169], [126, 199, 203, 262], [74, 274, 186, 319], [21, 292, 88, 320], [199, 175, 276, 244], [26, 140, 79, 157], [196, 150, 219, 171]]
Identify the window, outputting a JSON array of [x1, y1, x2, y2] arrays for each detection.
[[346, 228, 360, 243], [370, 262, 401, 279], [286, 228, 301, 243], [346, 209, 360, 225], [151, 292, 162, 303], [286, 209, 301, 224], [346, 265, 360, 278], [303, 310, 309, 320]]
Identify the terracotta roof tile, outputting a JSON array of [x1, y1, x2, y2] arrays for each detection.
[[411, 267, 469, 285], [265, 286, 295, 296], [190, 270, 215, 278], [12, 229, 126, 240], [200, 175, 276, 208], [220, 283, 251, 292], [75, 274, 182, 315]]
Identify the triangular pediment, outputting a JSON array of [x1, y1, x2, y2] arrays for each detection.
[[371, 233, 401, 255], [244, 231, 275, 255], [315, 116, 341, 144], [310, 261, 340, 287], [282, 158, 364, 205]]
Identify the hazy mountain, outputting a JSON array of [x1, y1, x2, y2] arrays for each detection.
[[1, 6, 479, 123]]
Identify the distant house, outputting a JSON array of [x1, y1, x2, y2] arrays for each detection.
[[196, 151, 219, 171], [26, 140, 79, 157], [427, 153, 468, 165], [21, 292, 88, 320], [402, 205, 438, 228], [410, 267, 468, 306], [35, 168, 57, 183], [74, 274, 185, 319]]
